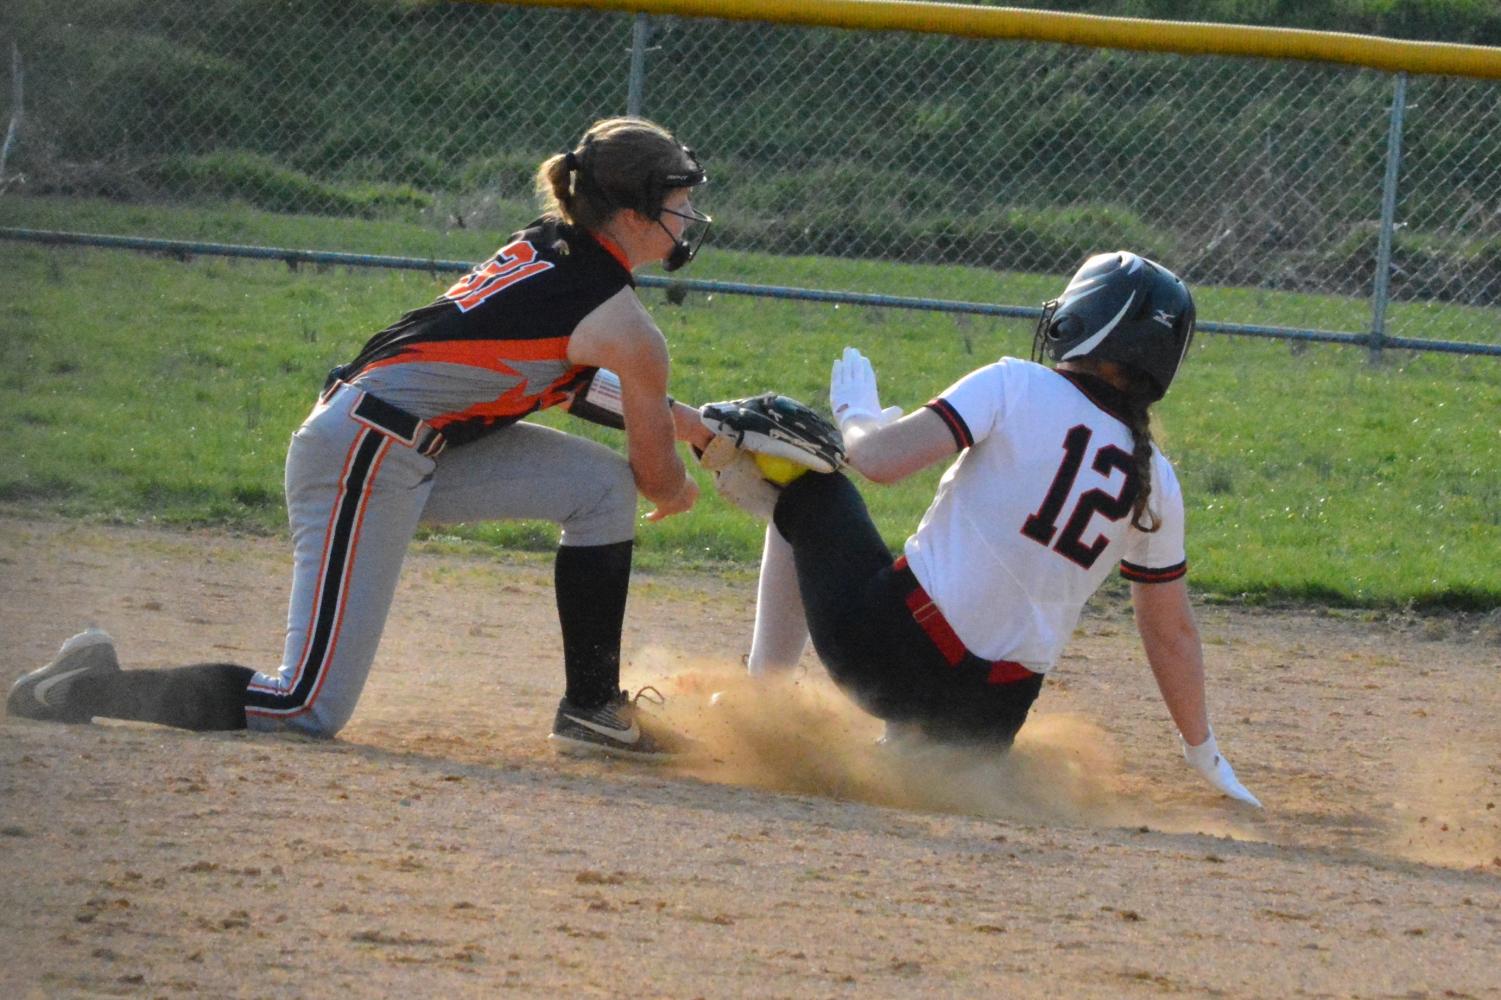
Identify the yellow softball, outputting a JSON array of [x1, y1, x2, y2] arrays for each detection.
[[753, 451, 808, 486]]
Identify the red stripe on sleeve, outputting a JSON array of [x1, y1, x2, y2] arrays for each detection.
[[924, 399, 973, 450], [1120, 559, 1187, 583]]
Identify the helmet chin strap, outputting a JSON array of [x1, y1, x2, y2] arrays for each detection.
[[657, 217, 693, 272]]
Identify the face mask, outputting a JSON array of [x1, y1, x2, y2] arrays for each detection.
[[657, 205, 713, 272]]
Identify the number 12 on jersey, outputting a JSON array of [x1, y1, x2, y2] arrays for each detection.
[[1021, 424, 1140, 569]]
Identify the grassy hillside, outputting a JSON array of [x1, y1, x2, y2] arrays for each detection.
[[6, 0, 1500, 310], [2, 197, 1498, 609]]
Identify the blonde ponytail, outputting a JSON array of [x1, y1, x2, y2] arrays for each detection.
[[534, 152, 576, 224]]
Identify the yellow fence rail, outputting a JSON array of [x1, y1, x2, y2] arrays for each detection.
[[482, 0, 1501, 79]]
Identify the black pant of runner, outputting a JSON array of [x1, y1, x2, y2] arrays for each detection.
[[772, 472, 1042, 746]]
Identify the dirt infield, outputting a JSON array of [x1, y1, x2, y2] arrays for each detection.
[[1, 515, 1497, 999]]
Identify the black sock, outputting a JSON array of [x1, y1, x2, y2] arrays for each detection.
[[554, 540, 633, 710], [70, 664, 255, 731]]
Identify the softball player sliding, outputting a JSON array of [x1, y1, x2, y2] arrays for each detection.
[[706, 252, 1260, 805], [10, 117, 715, 759]]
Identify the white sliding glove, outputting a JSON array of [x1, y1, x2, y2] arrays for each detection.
[[829, 347, 883, 432], [1182, 729, 1262, 808]]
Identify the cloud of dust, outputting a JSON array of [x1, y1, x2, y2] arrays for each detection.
[[628, 650, 1260, 838], [1384, 746, 1501, 870]]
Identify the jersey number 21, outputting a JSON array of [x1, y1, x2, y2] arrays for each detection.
[[443, 240, 554, 313], [1020, 424, 1139, 569]]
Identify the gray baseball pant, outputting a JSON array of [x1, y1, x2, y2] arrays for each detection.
[[243, 384, 636, 737]]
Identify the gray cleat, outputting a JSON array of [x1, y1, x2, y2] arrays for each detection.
[[7, 629, 120, 723]]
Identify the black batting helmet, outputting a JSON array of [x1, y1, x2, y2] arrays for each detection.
[[1032, 251, 1196, 401]]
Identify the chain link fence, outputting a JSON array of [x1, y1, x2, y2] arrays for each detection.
[[3, 0, 1499, 350]]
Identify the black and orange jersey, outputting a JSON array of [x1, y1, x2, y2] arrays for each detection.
[[340, 219, 635, 447]]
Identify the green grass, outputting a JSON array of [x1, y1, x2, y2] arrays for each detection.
[[1, 197, 1498, 609]]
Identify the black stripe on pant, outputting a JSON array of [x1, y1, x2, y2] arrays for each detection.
[[772, 472, 1041, 746], [245, 430, 385, 715]]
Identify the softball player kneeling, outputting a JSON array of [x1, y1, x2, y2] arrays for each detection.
[[11, 117, 716, 759]]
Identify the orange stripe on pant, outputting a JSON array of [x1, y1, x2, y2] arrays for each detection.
[[294, 439, 391, 717]]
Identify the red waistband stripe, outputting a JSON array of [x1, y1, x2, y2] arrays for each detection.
[[893, 555, 1038, 686]]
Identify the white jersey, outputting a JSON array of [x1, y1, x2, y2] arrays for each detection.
[[902, 357, 1187, 673]]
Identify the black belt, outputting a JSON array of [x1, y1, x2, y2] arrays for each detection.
[[892, 556, 1039, 686], [326, 382, 446, 458]]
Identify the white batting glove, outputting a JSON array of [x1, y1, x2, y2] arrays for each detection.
[[830, 347, 883, 433], [1182, 729, 1263, 808]]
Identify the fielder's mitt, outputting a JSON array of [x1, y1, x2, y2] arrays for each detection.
[[699, 393, 846, 473]]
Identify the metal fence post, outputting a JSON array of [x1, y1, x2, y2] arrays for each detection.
[[0, 44, 22, 183], [1370, 71, 1408, 363], [627, 13, 651, 117]]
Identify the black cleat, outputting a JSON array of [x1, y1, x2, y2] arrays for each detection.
[[549, 687, 695, 761]]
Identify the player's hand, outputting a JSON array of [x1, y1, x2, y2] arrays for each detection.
[[644, 474, 699, 522], [830, 347, 883, 433], [1182, 730, 1263, 808]]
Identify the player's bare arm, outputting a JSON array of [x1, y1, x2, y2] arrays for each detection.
[[570, 287, 697, 519], [1130, 577, 1210, 745], [671, 399, 714, 450], [844, 408, 957, 484], [1131, 577, 1259, 805]]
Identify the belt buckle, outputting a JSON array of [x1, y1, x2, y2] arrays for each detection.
[[418, 428, 446, 458]]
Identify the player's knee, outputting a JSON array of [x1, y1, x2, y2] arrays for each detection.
[[773, 470, 861, 538], [302, 697, 357, 739], [279, 717, 339, 740], [246, 698, 352, 739], [561, 452, 637, 546]]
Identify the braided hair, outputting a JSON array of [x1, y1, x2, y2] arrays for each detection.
[[1065, 358, 1162, 533], [1120, 367, 1162, 533]]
